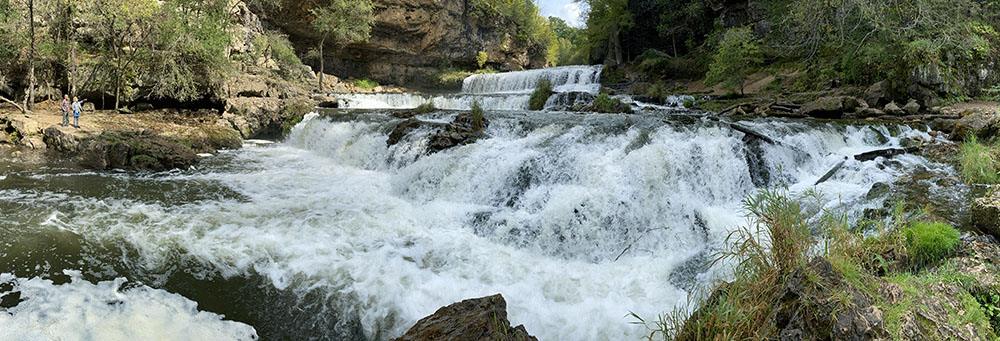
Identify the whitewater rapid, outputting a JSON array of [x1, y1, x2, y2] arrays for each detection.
[[0, 109, 956, 340]]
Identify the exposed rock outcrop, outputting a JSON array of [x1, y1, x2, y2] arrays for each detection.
[[392, 294, 537, 341], [78, 131, 199, 171], [800, 96, 863, 118], [972, 191, 1000, 239], [951, 112, 1000, 140], [260, 0, 546, 86]]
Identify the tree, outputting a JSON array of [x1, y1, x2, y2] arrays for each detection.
[[579, 0, 633, 65], [26, 0, 34, 110], [705, 27, 762, 95], [88, 0, 158, 110], [310, 0, 374, 90]]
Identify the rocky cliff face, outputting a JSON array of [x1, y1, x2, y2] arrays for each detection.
[[260, 0, 546, 86]]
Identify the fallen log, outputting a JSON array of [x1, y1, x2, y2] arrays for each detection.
[[816, 146, 922, 185], [0, 95, 25, 113], [770, 105, 797, 113], [815, 159, 846, 185], [853, 146, 921, 162], [728, 122, 778, 145]]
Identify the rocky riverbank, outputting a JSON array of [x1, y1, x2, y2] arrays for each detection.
[[0, 88, 317, 171]]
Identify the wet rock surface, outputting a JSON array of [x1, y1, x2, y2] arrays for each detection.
[[392, 294, 537, 341]]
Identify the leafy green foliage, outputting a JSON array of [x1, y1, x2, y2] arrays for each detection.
[[580, 0, 633, 64], [904, 221, 960, 267], [468, 0, 555, 60], [960, 135, 1000, 184], [353, 78, 378, 89], [589, 93, 632, 114], [266, 32, 303, 73], [414, 102, 436, 114], [655, 0, 712, 57], [528, 79, 552, 110], [705, 27, 762, 95], [470, 101, 484, 132], [476, 51, 488, 68], [310, 0, 374, 45]]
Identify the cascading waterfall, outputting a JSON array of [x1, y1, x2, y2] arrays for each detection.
[[0, 109, 961, 340], [336, 65, 614, 111]]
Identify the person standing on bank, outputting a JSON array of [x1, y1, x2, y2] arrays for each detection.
[[71, 97, 85, 128], [60, 94, 70, 127]]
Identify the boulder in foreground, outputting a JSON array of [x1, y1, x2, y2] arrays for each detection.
[[392, 294, 537, 341]]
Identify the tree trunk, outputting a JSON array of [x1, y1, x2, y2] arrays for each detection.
[[318, 37, 325, 91], [68, 3, 76, 97], [26, 0, 36, 110]]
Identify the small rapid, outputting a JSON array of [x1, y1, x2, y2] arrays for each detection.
[[0, 109, 960, 340]]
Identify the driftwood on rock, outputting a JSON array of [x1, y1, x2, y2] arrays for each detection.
[[728, 122, 778, 145], [815, 159, 846, 186], [0, 95, 26, 113], [815, 146, 922, 185], [854, 146, 921, 162]]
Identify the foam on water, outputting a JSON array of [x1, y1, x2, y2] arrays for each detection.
[[0, 270, 257, 340], [0, 112, 957, 340]]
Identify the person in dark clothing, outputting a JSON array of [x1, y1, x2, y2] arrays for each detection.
[[60, 95, 71, 127]]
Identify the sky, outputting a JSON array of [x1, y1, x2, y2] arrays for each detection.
[[537, 0, 586, 27]]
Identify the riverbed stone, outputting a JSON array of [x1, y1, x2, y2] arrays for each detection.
[[7, 115, 43, 135], [884, 101, 905, 115], [391, 294, 537, 341], [865, 81, 889, 108], [20, 135, 46, 150], [43, 126, 81, 152], [972, 192, 1000, 239], [951, 112, 1000, 140], [800, 96, 863, 118], [903, 99, 921, 115]]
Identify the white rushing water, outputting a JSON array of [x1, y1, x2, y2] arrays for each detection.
[[0, 270, 257, 340], [336, 65, 608, 111], [0, 111, 953, 340]]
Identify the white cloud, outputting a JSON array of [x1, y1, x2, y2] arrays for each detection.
[[538, 0, 586, 28]]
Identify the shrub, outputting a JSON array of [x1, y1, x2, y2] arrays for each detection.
[[414, 102, 436, 114], [470, 101, 484, 131], [646, 83, 666, 102], [476, 51, 489, 68], [960, 135, 1000, 184], [705, 27, 762, 95], [265, 32, 304, 77], [904, 221, 960, 267], [589, 93, 632, 114], [353, 78, 379, 89], [529, 79, 553, 110]]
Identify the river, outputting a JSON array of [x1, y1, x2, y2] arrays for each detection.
[[0, 66, 963, 340]]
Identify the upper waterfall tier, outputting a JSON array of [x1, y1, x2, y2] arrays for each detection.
[[461, 65, 604, 94]]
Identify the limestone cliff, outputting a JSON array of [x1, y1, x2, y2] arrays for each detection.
[[259, 0, 546, 86]]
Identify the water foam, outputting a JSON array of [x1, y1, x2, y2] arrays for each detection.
[[1, 113, 955, 340], [0, 270, 257, 340]]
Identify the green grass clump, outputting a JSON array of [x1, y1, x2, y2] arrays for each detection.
[[529, 79, 553, 110], [904, 221, 960, 267], [353, 78, 379, 89], [414, 102, 437, 114], [590, 94, 632, 114], [960, 135, 1000, 184], [470, 101, 484, 132]]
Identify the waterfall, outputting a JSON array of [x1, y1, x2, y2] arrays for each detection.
[[336, 65, 605, 111], [461, 65, 603, 94], [0, 110, 960, 340]]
